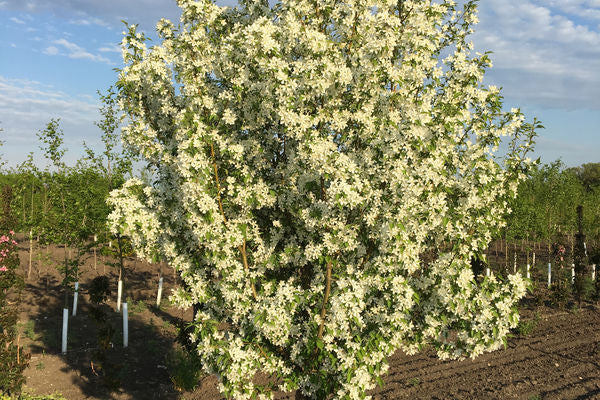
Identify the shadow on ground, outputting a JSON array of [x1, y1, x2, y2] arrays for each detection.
[[21, 260, 190, 400]]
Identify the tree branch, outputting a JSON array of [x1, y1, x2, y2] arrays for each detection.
[[317, 259, 333, 341], [209, 140, 257, 300]]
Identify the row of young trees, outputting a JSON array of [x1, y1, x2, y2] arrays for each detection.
[[0, 89, 137, 313], [0, 89, 146, 395], [506, 161, 600, 244]]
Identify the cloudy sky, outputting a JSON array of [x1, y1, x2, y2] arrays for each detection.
[[0, 0, 598, 169]]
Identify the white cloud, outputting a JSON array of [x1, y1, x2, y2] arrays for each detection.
[[98, 44, 120, 53], [0, 76, 101, 167], [538, 0, 600, 21], [51, 38, 113, 64], [472, 0, 600, 110], [69, 16, 109, 27], [10, 16, 25, 24], [1, 0, 183, 31], [43, 46, 59, 55]]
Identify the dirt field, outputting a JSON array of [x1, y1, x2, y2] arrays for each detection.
[[13, 236, 600, 400]]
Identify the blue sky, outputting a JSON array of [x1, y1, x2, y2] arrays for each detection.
[[0, 0, 598, 169]]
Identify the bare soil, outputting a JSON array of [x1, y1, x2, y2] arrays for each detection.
[[14, 236, 600, 399]]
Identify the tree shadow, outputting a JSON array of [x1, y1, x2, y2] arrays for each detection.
[[21, 265, 191, 400]]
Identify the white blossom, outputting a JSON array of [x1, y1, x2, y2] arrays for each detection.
[[109, 0, 539, 398]]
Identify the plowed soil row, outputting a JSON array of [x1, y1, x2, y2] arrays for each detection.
[[13, 237, 600, 400]]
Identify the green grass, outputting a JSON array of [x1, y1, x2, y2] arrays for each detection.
[[126, 298, 147, 314], [2, 390, 67, 400], [18, 320, 37, 341], [407, 377, 421, 387]]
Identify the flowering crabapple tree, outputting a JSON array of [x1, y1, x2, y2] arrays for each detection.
[[109, 0, 540, 398]]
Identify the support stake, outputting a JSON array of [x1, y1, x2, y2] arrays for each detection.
[[61, 308, 68, 354], [156, 277, 163, 308], [72, 282, 79, 316], [123, 302, 128, 348], [117, 280, 123, 312]]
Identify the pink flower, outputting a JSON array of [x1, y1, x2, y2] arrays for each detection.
[[0, 266, 7, 272], [9, 230, 14, 235]]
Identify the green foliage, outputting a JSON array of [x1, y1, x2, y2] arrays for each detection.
[[569, 162, 600, 191], [1, 391, 67, 400], [507, 161, 585, 241], [87, 275, 119, 390], [508, 160, 600, 243], [166, 347, 204, 392], [0, 188, 29, 396], [36, 119, 65, 171], [513, 312, 540, 336], [126, 297, 147, 314], [88, 275, 112, 304], [18, 321, 36, 341], [407, 377, 421, 387]]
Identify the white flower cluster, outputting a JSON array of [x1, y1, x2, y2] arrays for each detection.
[[109, 0, 539, 398]]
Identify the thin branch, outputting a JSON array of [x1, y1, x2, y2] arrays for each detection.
[[239, 240, 258, 299], [209, 140, 257, 300], [210, 142, 227, 222], [317, 259, 333, 341]]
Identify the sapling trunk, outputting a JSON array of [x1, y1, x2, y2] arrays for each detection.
[[63, 244, 69, 310], [94, 234, 97, 271], [37, 235, 41, 278], [28, 229, 33, 279], [573, 206, 588, 303]]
